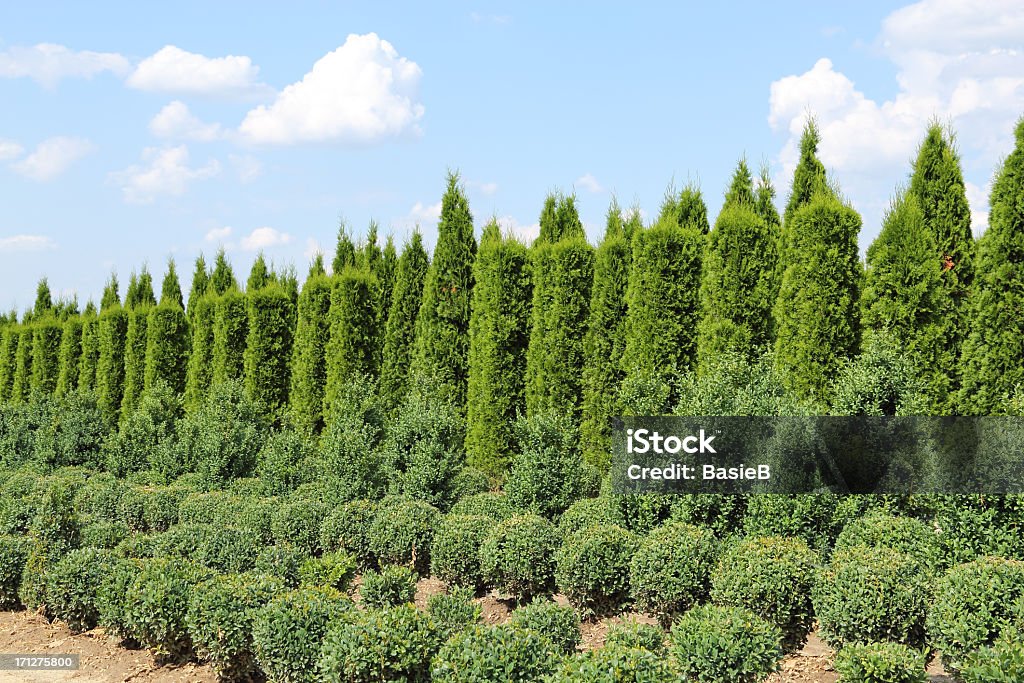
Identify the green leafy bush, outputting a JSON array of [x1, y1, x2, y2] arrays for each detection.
[[257, 428, 310, 495], [427, 586, 482, 639], [72, 473, 126, 522], [0, 535, 30, 608], [451, 466, 491, 502], [431, 624, 558, 683], [927, 557, 1024, 672], [743, 493, 852, 551], [113, 533, 156, 559], [319, 499, 378, 568], [668, 604, 782, 683], [44, 547, 118, 632], [669, 494, 748, 539], [479, 514, 561, 602], [431, 514, 495, 589], [558, 497, 617, 537], [813, 546, 931, 649], [80, 520, 129, 549], [629, 522, 717, 626], [360, 565, 418, 609], [833, 642, 928, 683], [960, 638, 1024, 683], [271, 498, 330, 556], [835, 512, 940, 566], [255, 545, 309, 588], [186, 572, 283, 681], [196, 525, 261, 573], [555, 524, 637, 616], [369, 498, 440, 572], [299, 551, 356, 592], [251, 587, 353, 683], [508, 599, 580, 655], [318, 604, 441, 682], [449, 492, 516, 521], [605, 620, 665, 653], [547, 644, 675, 682], [95, 556, 139, 642], [121, 558, 212, 660], [711, 536, 818, 651], [506, 412, 595, 519], [104, 382, 179, 477]]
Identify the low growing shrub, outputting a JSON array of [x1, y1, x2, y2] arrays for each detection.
[[121, 558, 213, 660], [834, 512, 939, 566], [668, 604, 783, 683], [271, 498, 330, 556], [558, 497, 617, 537], [427, 586, 482, 640], [255, 545, 309, 588], [547, 644, 676, 683], [368, 498, 440, 573], [360, 565, 418, 609], [80, 520, 130, 550], [44, 547, 118, 632], [508, 599, 581, 655], [318, 604, 441, 682], [319, 499, 378, 568], [431, 623, 558, 683], [960, 638, 1024, 683], [479, 514, 561, 602], [0, 535, 30, 608], [431, 514, 495, 589], [605, 620, 665, 654], [449, 492, 516, 521], [833, 642, 928, 683], [555, 524, 638, 616], [95, 557, 140, 642], [299, 551, 356, 592], [629, 522, 717, 626]]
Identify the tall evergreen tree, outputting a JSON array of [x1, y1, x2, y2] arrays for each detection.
[[412, 171, 477, 409], [580, 200, 635, 469], [466, 220, 532, 475], [77, 304, 99, 393], [96, 304, 128, 421], [209, 248, 237, 295], [783, 119, 828, 227], [212, 288, 247, 384], [324, 267, 379, 418], [33, 278, 52, 318], [332, 223, 357, 274], [121, 304, 150, 419], [31, 315, 63, 396], [244, 282, 295, 419], [908, 123, 975, 412], [289, 255, 333, 434], [380, 231, 430, 411], [959, 118, 1024, 414], [0, 324, 18, 402], [357, 221, 382, 271], [161, 259, 185, 309], [100, 274, 120, 311], [755, 163, 782, 230], [186, 254, 209, 323], [697, 159, 780, 365], [659, 183, 710, 234], [373, 234, 398, 366], [184, 292, 216, 410], [125, 267, 157, 310], [10, 327, 32, 403], [247, 253, 272, 292], [55, 314, 83, 396], [145, 264, 190, 396]]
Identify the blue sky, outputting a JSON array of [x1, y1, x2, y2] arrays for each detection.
[[2, 1, 1023, 311]]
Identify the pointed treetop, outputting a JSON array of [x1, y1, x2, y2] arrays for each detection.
[[279, 265, 299, 301], [210, 248, 237, 294], [308, 253, 326, 279], [604, 197, 625, 241], [33, 278, 53, 317], [333, 221, 357, 274], [382, 234, 397, 270], [784, 118, 829, 225], [538, 193, 560, 244], [438, 169, 475, 243], [755, 163, 781, 229], [125, 267, 156, 309], [659, 182, 709, 233], [188, 254, 209, 302], [248, 253, 272, 292], [481, 218, 502, 246], [100, 273, 120, 311], [360, 221, 381, 271], [724, 158, 755, 208], [161, 259, 184, 308], [536, 191, 586, 244], [84, 300, 97, 316]]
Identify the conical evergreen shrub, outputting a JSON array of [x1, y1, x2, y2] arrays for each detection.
[[55, 315, 83, 396], [244, 282, 295, 420], [289, 256, 333, 434], [212, 288, 247, 384], [380, 231, 430, 412], [324, 267, 378, 419]]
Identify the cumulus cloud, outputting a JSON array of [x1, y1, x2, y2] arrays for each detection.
[[240, 226, 291, 250], [407, 200, 442, 224], [11, 137, 95, 181], [0, 43, 130, 87], [239, 33, 424, 145], [0, 234, 58, 252], [205, 226, 233, 243], [0, 139, 23, 161], [149, 101, 224, 141], [109, 145, 220, 203], [304, 237, 325, 261], [127, 45, 269, 97], [576, 173, 604, 193], [497, 216, 540, 244]]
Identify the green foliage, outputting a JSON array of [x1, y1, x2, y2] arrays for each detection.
[[144, 301, 189, 397], [450, 492, 516, 521], [0, 325, 19, 402], [320, 499, 378, 568], [289, 270, 332, 434], [742, 493, 853, 551], [324, 267, 379, 417], [80, 520, 129, 549], [125, 268, 157, 310], [629, 521, 717, 626], [960, 638, 1024, 683], [558, 497, 617, 537], [95, 556, 138, 641], [10, 326, 33, 403], [120, 306, 150, 418], [77, 309, 99, 393], [451, 466, 490, 501], [834, 512, 939, 566], [251, 587, 353, 683], [96, 306, 128, 422], [255, 545, 308, 588], [105, 380, 179, 477], [271, 498, 329, 556], [244, 283, 295, 419], [509, 598, 580, 655], [605, 620, 665, 653], [208, 249, 236, 295], [506, 411, 595, 519], [547, 644, 675, 683], [555, 524, 638, 616], [668, 604, 783, 683], [413, 171, 477, 409], [428, 586, 482, 639], [773, 189, 862, 404], [466, 221, 531, 475], [256, 428, 310, 495], [121, 558, 212, 660], [833, 642, 928, 683], [360, 564, 418, 608], [380, 230, 429, 412], [55, 315, 83, 396], [659, 182, 710, 233], [710, 536, 818, 651], [479, 514, 561, 602], [319, 374, 388, 501], [185, 254, 209, 324], [33, 278, 53, 317], [44, 547, 117, 632], [812, 546, 931, 649], [959, 118, 1024, 414], [431, 623, 558, 683], [184, 293, 215, 410], [100, 273, 120, 312], [0, 535, 30, 608], [33, 389, 107, 469], [300, 550, 356, 592], [31, 317, 63, 396], [212, 289, 247, 385], [782, 119, 828, 228], [927, 557, 1024, 672], [368, 498, 440, 572], [186, 572, 283, 681], [431, 514, 496, 589], [319, 604, 441, 683], [830, 331, 929, 416]]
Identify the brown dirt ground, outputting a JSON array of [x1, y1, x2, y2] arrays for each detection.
[[0, 578, 955, 682]]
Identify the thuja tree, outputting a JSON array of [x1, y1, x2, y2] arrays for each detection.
[[31, 315, 63, 396], [380, 231, 430, 412], [96, 303, 129, 422], [466, 220, 532, 475], [33, 278, 52, 318], [374, 235, 398, 366], [783, 119, 828, 228], [959, 118, 1024, 414], [244, 282, 295, 419], [10, 326, 32, 403], [212, 288, 247, 384], [860, 191, 943, 396], [78, 303, 99, 393], [332, 223, 357, 274], [145, 263, 189, 396], [247, 253, 273, 292], [209, 248, 237, 295], [774, 187, 862, 405], [697, 159, 780, 365], [659, 183, 710, 234], [186, 254, 209, 324], [289, 255, 332, 434], [0, 323, 18, 401], [580, 201, 637, 469], [184, 293, 216, 411], [121, 270, 155, 420], [412, 171, 477, 409], [324, 267, 379, 418], [755, 164, 782, 233], [909, 124, 975, 412], [55, 313, 83, 396], [526, 193, 593, 421]]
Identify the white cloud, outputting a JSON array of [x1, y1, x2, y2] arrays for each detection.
[[240, 226, 291, 250], [229, 154, 263, 182], [11, 137, 95, 181], [0, 139, 22, 161], [0, 234, 57, 252], [0, 43, 129, 87], [127, 45, 268, 97], [497, 216, 540, 243], [468, 180, 498, 195], [304, 237, 325, 261], [965, 180, 990, 237], [239, 33, 424, 145], [408, 200, 442, 224], [576, 173, 604, 193], [149, 101, 224, 141], [205, 226, 233, 243], [109, 145, 220, 203]]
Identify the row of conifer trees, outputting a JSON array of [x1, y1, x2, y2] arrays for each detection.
[[1, 117, 1023, 477]]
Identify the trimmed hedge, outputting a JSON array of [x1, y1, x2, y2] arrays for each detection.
[[629, 522, 717, 626], [299, 551, 356, 592], [449, 492, 517, 521], [555, 524, 638, 616], [834, 512, 940, 566], [369, 498, 441, 573], [833, 642, 928, 683], [0, 535, 30, 608], [479, 514, 561, 602], [120, 558, 213, 660], [668, 604, 783, 683], [605, 620, 665, 653], [431, 514, 495, 589], [427, 586, 482, 640], [320, 499, 378, 568], [271, 498, 330, 556], [44, 547, 118, 632]]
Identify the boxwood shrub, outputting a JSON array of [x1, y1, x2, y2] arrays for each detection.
[[451, 466, 491, 502], [479, 514, 561, 602], [299, 550, 356, 592], [360, 565, 418, 609], [960, 638, 1024, 683], [80, 520, 130, 550], [431, 623, 559, 683], [605, 620, 665, 654], [508, 599, 580, 655], [271, 498, 330, 556], [833, 642, 928, 683], [0, 535, 30, 609], [555, 524, 637, 616], [186, 572, 284, 682], [547, 644, 675, 683], [668, 604, 782, 683], [710, 536, 818, 651], [834, 512, 939, 566], [197, 526, 262, 573], [255, 545, 309, 588], [449, 492, 516, 522], [251, 587, 354, 683], [743, 493, 854, 551], [927, 556, 1024, 672], [121, 558, 213, 660], [669, 494, 747, 539], [427, 586, 482, 640], [813, 546, 931, 649], [558, 497, 617, 537], [318, 604, 441, 682], [369, 498, 441, 573], [629, 522, 717, 626], [44, 547, 118, 632], [113, 532, 157, 559], [96, 557, 140, 642], [431, 514, 495, 589], [320, 499, 378, 568]]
